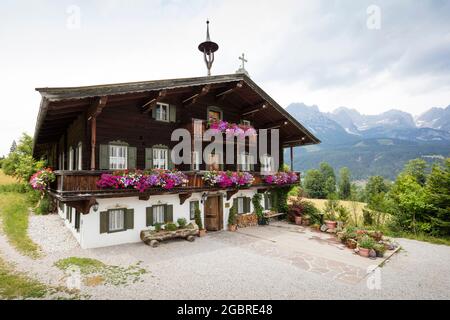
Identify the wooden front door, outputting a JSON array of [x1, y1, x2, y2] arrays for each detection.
[[204, 196, 223, 231]]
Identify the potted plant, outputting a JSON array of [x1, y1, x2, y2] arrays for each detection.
[[373, 243, 386, 257], [194, 202, 206, 237], [358, 235, 376, 257], [294, 215, 302, 225], [228, 205, 237, 232], [177, 218, 187, 229], [302, 215, 311, 226], [324, 214, 337, 230]]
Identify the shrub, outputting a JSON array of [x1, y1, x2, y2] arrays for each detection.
[[177, 218, 187, 228], [194, 202, 203, 229], [362, 208, 373, 226], [165, 223, 177, 231], [228, 205, 237, 225], [373, 243, 386, 257], [35, 194, 52, 215], [336, 205, 350, 225], [358, 235, 376, 249], [0, 183, 27, 193], [154, 223, 163, 232]]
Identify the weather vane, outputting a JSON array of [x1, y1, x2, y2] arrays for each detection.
[[198, 20, 219, 76]]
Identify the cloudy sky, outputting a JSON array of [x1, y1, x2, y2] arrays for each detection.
[[0, 0, 449, 155]]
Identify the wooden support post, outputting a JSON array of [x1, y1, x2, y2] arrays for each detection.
[[88, 96, 108, 170], [290, 146, 294, 171], [90, 117, 97, 170]]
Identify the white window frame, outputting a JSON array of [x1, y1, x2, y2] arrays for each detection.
[[239, 153, 253, 172], [237, 197, 245, 214], [68, 147, 74, 171], [152, 205, 165, 224], [109, 145, 128, 170], [153, 148, 168, 170], [261, 155, 274, 174], [191, 151, 200, 171], [77, 142, 83, 170], [189, 201, 198, 220], [242, 120, 251, 126], [108, 209, 125, 232], [265, 193, 273, 211], [155, 103, 169, 122]]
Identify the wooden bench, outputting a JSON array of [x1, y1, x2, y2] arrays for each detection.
[[263, 212, 286, 224]]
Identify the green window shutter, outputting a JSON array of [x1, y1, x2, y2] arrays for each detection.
[[145, 148, 153, 170], [169, 105, 176, 122], [75, 211, 80, 230], [151, 106, 157, 119], [99, 144, 109, 170], [100, 211, 108, 234], [245, 197, 251, 213], [272, 192, 279, 211], [66, 207, 69, 220], [146, 207, 153, 226], [168, 149, 174, 170], [264, 193, 269, 210], [125, 209, 134, 230], [165, 205, 173, 223], [233, 198, 238, 211], [128, 147, 137, 170]]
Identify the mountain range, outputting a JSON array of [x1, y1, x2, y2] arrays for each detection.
[[287, 103, 450, 180]]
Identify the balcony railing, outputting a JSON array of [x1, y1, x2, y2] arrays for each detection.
[[50, 170, 300, 199]]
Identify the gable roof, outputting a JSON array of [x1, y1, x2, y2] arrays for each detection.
[[33, 73, 320, 155]]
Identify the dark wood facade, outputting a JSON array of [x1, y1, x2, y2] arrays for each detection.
[[33, 74, 320, 212]]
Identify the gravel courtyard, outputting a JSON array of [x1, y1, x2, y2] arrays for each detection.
[[1, 214, 449, 299]]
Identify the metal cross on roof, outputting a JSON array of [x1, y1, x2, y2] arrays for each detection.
[[239, 53, 248, 69]]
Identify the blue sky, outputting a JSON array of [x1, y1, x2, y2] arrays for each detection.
[[0, 0, 449, 155]]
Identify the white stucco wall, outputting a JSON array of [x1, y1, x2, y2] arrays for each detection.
[[57, 188, 261, 249]]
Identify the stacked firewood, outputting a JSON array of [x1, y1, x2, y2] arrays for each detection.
[[236, 213, 258, 228]]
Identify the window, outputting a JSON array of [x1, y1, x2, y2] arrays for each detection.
[[155, 103, 169, 122], [242, 120, 251, 126], [190, 201, 199, 220], [207, 107, 222, 123], [264, 192, 272, 211], [109, 145, 128, 170], [77, 142, 82, 170], [152, 205, 165, 224], [153, 148, 168, 170], [239, 153, 254, 172], [261, 155, 274, 174], [237, 197, 245, 214], [191, 151, 200, 171], [68, 147, 74, 171], [109, 209, 125, 232]]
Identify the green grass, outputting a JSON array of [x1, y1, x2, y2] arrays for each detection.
[[384, 230, 450, 246], [55, 257, 147, 286], [0, 193, 41, 258], [0, 256, 47, 299]]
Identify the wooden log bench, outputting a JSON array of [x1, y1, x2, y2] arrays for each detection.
[[140, 223, 199, 247]]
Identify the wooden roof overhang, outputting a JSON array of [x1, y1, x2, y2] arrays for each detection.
[[33, 74, 320, 157]]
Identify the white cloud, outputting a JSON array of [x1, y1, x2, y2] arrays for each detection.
[[0, 0, 449, 155]]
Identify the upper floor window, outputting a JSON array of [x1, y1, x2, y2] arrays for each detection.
[[153, 148, 168, 170], [68, 147, 74, 171], [109, 145, 128, 170], [155, 103, 169, 122], [76, 142, 82, 170], [261, 155, 274, 174], [207, 106, 223, 123], [241, 120, 251, 126], [239, 153, 254, 172], [207, 152, 221, 171]]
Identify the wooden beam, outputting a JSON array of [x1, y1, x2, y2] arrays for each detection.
[[88, 97, 108, 170], [142, 90, 167, 114], [139, 194, 151, 201], [216, 81, 243, 99], [226, 189, 239, 201], [182, 85, 211, 107], [66, 197, 97, 214], [241, 103, 267, 117], [263, 119, 288, 129], [179, 193, 193, 205], [87, 96, 108, 120]]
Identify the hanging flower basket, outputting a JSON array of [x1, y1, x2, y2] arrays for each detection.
[[96, 169, 188, 192], [29, 168, 56, 191], [264, 172, 299, 185], [203, 171, 254, 188]]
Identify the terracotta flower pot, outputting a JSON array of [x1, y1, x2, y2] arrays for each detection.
[[358, 247, 370, 257], [302, 218, 310, 226], [228, 224, 237, 232], [346, 239, 357, 249], [295, 216, 302, 225], [198, 229, 207, 237], [325, 220, 337, 230]]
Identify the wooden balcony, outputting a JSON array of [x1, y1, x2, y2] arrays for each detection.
[[50, 170, 300, 201]]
